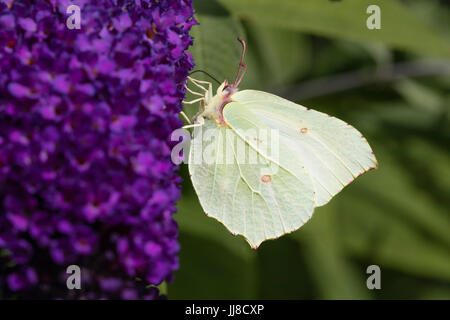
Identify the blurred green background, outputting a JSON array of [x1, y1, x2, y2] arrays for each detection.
[[171, 0, 450, 299]]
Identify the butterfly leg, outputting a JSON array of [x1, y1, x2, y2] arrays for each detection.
[[182, 97, 205, 105], [182, 115, 204, 129], [180, 111, 192, 124], [189, 77, 212, 87], [187, 76, 211, 93], [187, 77, 214, 103], [185, 83, 204, 97], [182, 123, 203, 129], [193, 78, 213, 99]]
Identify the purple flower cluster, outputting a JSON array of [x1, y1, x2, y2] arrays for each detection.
[[0, 0, 195, 299]]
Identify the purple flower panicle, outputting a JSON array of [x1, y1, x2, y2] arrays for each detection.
[[0, 0, 195, 299]]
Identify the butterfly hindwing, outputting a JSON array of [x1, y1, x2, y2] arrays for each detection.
[[188, 117, 314, 248]]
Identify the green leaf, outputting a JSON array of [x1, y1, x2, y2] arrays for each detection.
[[256, 237, 316, 299], [156, 282, 168, 296], [189, 10, 245, 87], [406, 0, 450, 38], [337, 146, 450, 281], [293, 203, 371, 299], [245, 22, 311, 87], [168, 231, 257, 299], [394, 80, 445, 114], [217, 0, 450, 58], [0, 249, 10, 258]]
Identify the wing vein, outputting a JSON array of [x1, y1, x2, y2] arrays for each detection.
[[226, 116, 311, 185], [208, 129, 222, 204], [254, 108, 358, 178]]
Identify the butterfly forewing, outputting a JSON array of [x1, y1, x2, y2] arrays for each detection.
[[228, 90, 378, 206]]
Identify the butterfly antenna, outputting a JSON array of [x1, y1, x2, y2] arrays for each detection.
[[189, 70, 221, 85], [232, 37, 247, 88]]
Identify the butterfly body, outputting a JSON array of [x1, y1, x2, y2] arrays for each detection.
[[194, 81, 236, 125]]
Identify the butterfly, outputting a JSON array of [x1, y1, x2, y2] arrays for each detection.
[[181, 38, 377, 249]]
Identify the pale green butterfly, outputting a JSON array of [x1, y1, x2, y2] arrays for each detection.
[[182, 38, 377, 249]]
